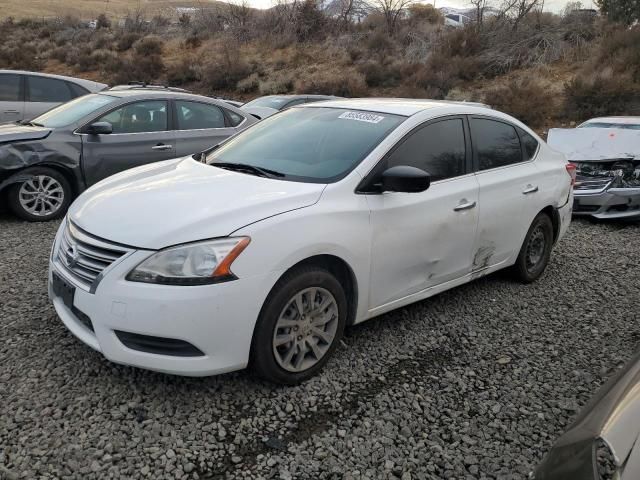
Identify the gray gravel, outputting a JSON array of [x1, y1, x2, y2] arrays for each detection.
[[1, 214, 639, 480]]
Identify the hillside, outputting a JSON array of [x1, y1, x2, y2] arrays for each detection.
[[0, 2, 639, 131]]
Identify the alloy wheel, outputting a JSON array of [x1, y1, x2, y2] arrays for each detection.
[[272, 287, 339, 373], [525, 224, 546, 272], [18, 175, 65, 217]]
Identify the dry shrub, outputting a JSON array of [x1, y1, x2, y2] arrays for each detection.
[[116, 33, 141, 52], [237, 73, 260, 93], [201, 46, 252, 92], [165, 59, 201, 86], [259, 73, 294, 95], [485, 77, 554, 127], [358, 61, 403, 88], [295, 71, 366, 97], [564, 70, 640, 120], [134, 36, 164, 57]]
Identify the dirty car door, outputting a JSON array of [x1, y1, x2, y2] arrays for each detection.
[[366, 117, 479, 309], [173, 100, 236, 156], [470, 117, 540, 272], [80, 100, 176, 186]]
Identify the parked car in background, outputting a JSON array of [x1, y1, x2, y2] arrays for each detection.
[[532, 350, 640, 480], [444, 13, 472, 28], [0, 89, 256, 221], [241, 94, 341, 119], [548, 126, 640, 220], [578, 116, 640, 130], [0, 70, 107, 124], [48, 99, 573, 384]]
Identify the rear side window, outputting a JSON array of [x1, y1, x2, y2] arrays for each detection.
[[385, 118, 466, 181], [517, 127, 539, 161], [471, 118, 522, 170], [0, 74, 21, 101], [68, 82, 89, 99], [225, 109, 245, 127], [27, 76, 72, 103], [176, 101, 226, 129]]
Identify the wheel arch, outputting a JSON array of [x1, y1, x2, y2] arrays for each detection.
[[0, 163, 80, 196], [540, 205, 561, 245]]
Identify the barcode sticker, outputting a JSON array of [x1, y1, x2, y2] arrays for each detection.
[[338, 111, 385, 124]]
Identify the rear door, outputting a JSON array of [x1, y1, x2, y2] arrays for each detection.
[[80, 100, 176, 186], [0, 73, 24, 124], [24, 75, 75, 120], [173, 100, 237, 156], [469, 116, 542, 272]]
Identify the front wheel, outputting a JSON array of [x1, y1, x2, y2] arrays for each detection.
[[250, 266, 347, 385], [7, 167, 72, 222], [512, 213, 554, 283]]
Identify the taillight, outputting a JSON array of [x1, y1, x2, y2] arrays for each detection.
[[565, 163, 577, 186]]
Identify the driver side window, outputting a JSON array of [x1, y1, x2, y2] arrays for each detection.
[[385, 118, 467, 182], [96, 101, 168, 134]]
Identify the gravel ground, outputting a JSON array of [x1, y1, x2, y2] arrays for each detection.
[[1, 214, 639, 480]]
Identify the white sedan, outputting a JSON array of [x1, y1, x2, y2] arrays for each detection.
[[48, 99, 574, 384]]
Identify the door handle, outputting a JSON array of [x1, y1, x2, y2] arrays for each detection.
[[152, 144, 173, 151], [3, 110, 20, 114], [523, 185, 539, 194], [453, 200, 476, 211]]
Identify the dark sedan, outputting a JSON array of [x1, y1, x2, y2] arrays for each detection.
[[0, 89, 256, 221]]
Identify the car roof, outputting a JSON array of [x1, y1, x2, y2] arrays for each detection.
[[0, 69, 107, 90], [98, 90, 229, 103], [254, 94, 340, 100], [583, 117, 640, 124], [300, 98, 492, 116]]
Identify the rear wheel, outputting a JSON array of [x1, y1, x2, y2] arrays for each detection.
[[251, 266, 347, 385], [7, 167, 72, 222], [513, 212, 553, 283]]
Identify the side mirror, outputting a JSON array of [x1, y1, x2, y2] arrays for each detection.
[[381, 166, 430, 193], [86, 122, 112, 135]]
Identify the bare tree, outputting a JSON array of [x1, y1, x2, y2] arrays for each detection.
[[367, 0, 415, 35], [470, 0, 489, 30], [225, 0, 254, 41]]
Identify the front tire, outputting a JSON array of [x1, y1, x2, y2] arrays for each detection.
[[513, 212, 553, 283], [7, 167, 72, 222], [251, 266, 347, 385]]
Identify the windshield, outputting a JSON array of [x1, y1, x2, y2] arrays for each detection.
[[579, 122, 640, 130], [31, 94, 118, 128], [206, 107, 405, 182], [243, 96, 293, 110]]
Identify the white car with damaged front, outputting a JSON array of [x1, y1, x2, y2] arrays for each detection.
[[48, 99, 574, 384]]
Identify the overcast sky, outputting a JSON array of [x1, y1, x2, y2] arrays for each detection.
[[244, 0, 595, 13]]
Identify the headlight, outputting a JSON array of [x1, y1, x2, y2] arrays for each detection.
[[127, 237, 250, 285]]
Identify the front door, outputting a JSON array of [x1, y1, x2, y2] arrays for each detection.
[[80, 100, 176, 186], [366, 117, 479, 310]]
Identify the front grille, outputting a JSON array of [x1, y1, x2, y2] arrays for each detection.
[[57, 222, 130, 289], [574, 175, 612, 191]]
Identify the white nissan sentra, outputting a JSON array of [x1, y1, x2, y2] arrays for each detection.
[[48, 99, 574, 384]]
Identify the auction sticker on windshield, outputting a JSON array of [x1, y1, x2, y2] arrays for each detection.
[[338, 111, 385, 124]]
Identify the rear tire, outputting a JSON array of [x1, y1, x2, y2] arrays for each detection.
[[250, 266, 347, 385], [513, 213, 553, 283], [7, 167, 72, 222]]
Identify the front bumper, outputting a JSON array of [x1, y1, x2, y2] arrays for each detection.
[[48, 225, 280, 377], [573, 187, 640, 220]]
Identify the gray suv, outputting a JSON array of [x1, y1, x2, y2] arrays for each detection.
[[0, 70, 107, 124], [0, 89, 256, 221]]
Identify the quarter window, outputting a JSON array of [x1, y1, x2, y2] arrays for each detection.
[[385, 119, 467, 181], [27, 76, 73, 103], [471, 118, 522, 170], [97, 101, 168, 134], [517, 127, 539, 161], [0, 74, 21, 101], [176, 101, 226, 130]]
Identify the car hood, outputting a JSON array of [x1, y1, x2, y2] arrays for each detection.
[[69, 157, 326, 250], [0, 123, 52, 144]]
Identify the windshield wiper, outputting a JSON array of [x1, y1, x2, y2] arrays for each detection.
[[213, 162, 286, 178]]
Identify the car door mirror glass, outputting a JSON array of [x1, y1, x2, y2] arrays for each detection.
[[87, 122, 113, 135], [381, 165, 431, 193]]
